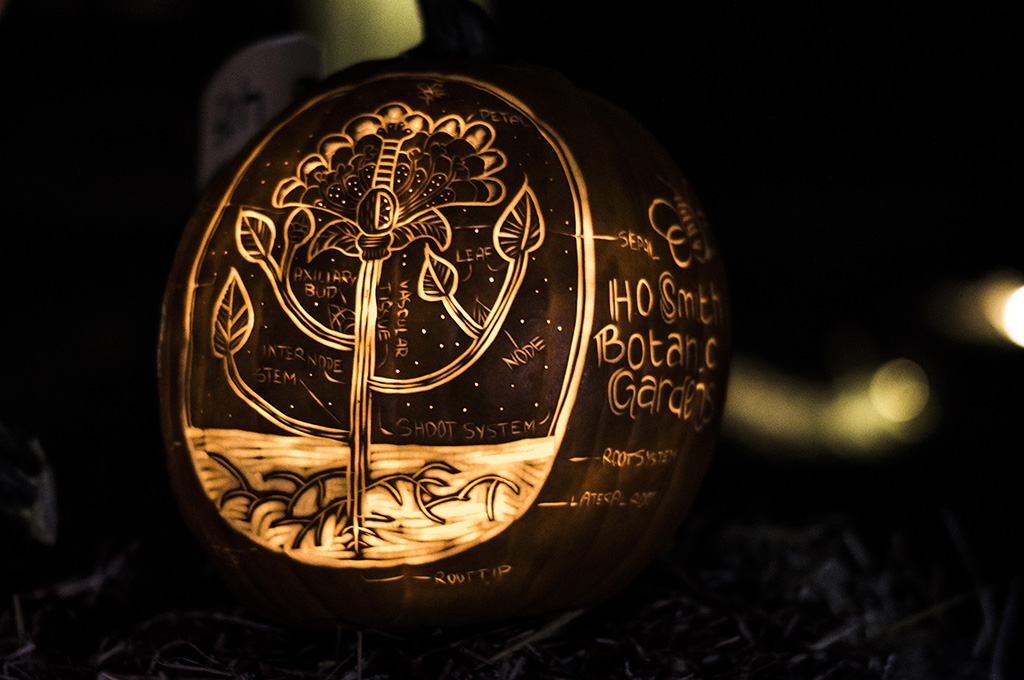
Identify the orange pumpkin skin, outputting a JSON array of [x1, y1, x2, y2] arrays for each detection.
[[159, 59, 730, 629]]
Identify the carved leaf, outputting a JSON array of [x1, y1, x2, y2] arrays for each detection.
[[212, 269, 253, 358], [236, 210, 276, 264], [494, 181, 544, 261], [418, 247, 459, 302], [391, 210, 452, 252], [307, 217, 360, 261], [284, 207, 315, 250]]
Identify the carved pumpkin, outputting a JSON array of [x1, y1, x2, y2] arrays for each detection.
[[159, 59, 730, 628]]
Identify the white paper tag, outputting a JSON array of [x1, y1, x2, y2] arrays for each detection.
[[197, 33, 322, 191]]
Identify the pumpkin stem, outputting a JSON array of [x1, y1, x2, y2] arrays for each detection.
[[407, 0, 503, 61]]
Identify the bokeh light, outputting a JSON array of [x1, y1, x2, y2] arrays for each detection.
[[869, 358, 930, 424], [296, 0, 495, 74], [723, 356, 935, 457], [931, 269, 1024, 348], [999, 285, 1024, 347]]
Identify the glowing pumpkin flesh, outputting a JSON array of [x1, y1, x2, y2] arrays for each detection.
[[159, 59, 730, 628]]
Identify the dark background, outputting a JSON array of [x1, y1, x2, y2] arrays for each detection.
[[0, 0, 1020, 667]]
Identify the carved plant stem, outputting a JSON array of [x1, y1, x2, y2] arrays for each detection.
[[347, 257, 383, 551]]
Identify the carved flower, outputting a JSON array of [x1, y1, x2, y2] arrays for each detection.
[[273, 104, 507, 260]]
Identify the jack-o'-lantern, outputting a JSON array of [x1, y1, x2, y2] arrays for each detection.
[[158, 58, 731, 628]]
